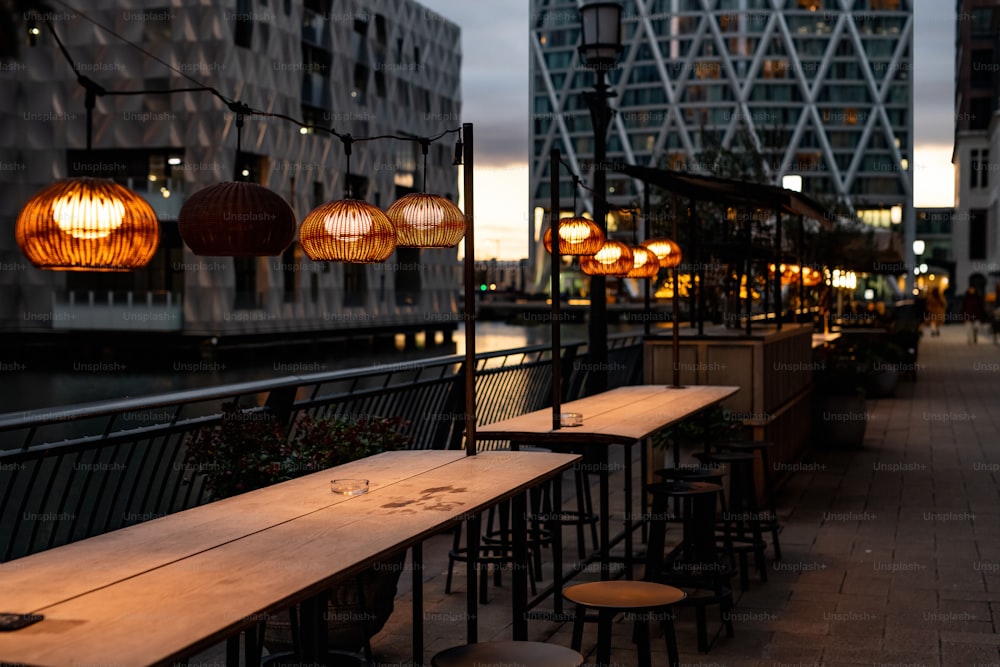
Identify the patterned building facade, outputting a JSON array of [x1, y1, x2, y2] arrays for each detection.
[[952, 0, 1000, 294], [529, 0, 913, 290], [0, 0, 462, 336]]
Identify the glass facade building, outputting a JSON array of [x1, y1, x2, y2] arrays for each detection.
[[529, 0, 913, 289]]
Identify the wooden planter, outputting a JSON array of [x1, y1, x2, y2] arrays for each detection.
[[814, 394, 868, 449], [265, 550, 406, 654]]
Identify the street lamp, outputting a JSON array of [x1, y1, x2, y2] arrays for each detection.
[[782, 174, 805, 322], [912, 239, 925, 256], [578, 1, 623, 394]]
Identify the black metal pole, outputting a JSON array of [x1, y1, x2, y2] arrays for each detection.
[[550, 148, 562, 430], [462, 123, 476, 456], [775, 212, 783, 330], [643, 185, 651, 338], [672, 200, 681, 388], [745, 207, 753, 337], [693, 203, 705, 336], [798, 216, 805, 323], [586, 69, 612, 395]]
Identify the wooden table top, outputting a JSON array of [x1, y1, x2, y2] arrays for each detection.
[[478, 385, 740, 444], [0, 450, 464, 616], [0, 450, 579, 667]]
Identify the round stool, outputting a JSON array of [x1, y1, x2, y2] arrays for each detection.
[[713, 440, 782, 561], [432, 641, 584, 667], [694, 450, 768, 591], [645, 481, 735, 653], [564, 580, 685, 667]]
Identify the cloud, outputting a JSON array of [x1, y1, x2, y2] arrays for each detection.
[[415, 0, 528, 166]]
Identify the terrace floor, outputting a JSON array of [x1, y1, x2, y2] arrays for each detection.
[[197, 322, 1000, 666]]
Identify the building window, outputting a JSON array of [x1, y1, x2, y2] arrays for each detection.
[[234, 258, 259, 310], [234, 0, 252, 48], [982, 150, 991, 189], [143, 7, 172, 42], [282, 245, 298, 304], [970, 209, 988, 260], [971, 49, 994, 89], [394, 247, 421, 306], [343, 264, 367, 308], [971, 150, 980, 190]]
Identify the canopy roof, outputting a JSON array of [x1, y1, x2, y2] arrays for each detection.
[[610, 163, 836, 228]]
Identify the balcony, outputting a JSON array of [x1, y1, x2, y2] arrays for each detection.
[[52, 290, 183, 331]]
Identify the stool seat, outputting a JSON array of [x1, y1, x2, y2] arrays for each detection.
[[646, 480, 722, 497], [715, 439, 774, 451], [564, 581, 685, 667], [655, 466, 725, 482], [564, 580, 686, 610], [697, 451, 754, 464], [432, 641, 583, 667]]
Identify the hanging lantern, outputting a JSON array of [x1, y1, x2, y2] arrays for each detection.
[[642, 237, 682, 268], [16, 177, 159, 271], [769, 263, 823, 287], [386, 192, 465, 248], [580, 240, 633, 276], [178, 181, 296, 256], [300, 199, 396, 263], [625, 245, 659, 279], [543, 216, 605, 256]]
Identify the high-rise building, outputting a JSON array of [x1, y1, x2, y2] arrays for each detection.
[[951, 0, 999, 294], [0, 0, 462, 337], [529, 0, 913, 291]]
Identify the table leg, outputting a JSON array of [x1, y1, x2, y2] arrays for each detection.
[[466, 513, 481, 644], [225, 634, 239, 667], [600, 450, 610, 581], [551, 471, 564, 616], [624, 441, 633, 580], [512, 491, 528, 640], [299, 590, 329, 663], [412, 542, 424, 666], [245, 623, 263, 667]]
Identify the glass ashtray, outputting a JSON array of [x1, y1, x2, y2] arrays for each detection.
[[560, 412, 583, 427], [331, 479, 369, 495]]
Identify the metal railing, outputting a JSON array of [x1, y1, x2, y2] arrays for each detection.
[[0, 335, 643, 561]]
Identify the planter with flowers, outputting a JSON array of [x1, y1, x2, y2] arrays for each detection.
[[184, 403, 413, 655]]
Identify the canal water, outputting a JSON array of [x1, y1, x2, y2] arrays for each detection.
[[1, 322, 644, 417]]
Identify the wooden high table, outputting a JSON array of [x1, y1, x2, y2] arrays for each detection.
[[478, 385, 740, 616], [0, 450, 579, 667]]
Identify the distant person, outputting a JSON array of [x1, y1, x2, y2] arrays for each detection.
[[925, 287, 946, 337], [960, 286, 985, 344]]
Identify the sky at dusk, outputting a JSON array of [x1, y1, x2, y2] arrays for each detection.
[[418, 0, 957, 260]]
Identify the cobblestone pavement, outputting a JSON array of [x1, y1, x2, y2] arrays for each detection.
[[197, 323, 1000, 666]]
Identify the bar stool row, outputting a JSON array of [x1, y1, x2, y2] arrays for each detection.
[[433, 440, 783, 666]]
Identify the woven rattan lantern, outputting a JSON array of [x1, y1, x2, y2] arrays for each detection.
[[300, 199, 396, 263], [178, 182, 296, 256], [642, 237, 682, 268], [386, 192, 465, 248], [16, 177, 159, 271], [580, 240, 633, 276], [543, 217, 605, 256], [625, 245, 659, 279]]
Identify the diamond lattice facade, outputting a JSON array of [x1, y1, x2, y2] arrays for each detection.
[[529, 0, 913, 290]]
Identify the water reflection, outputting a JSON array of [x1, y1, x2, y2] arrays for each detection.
[[2, 322, 642, 416]]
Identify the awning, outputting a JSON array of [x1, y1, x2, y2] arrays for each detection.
[[610, 163, 836, 228]]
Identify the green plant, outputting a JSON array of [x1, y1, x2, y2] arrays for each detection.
[[651, 405, 742, 451], [812, 342, 869, 398], [185, 402, 413, 500]]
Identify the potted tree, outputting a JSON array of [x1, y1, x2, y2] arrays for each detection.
[[184, 403, 413, 656]]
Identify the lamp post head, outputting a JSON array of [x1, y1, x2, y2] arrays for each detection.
[[782, 174, 803, 193], [578, 1, 624, 69]]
